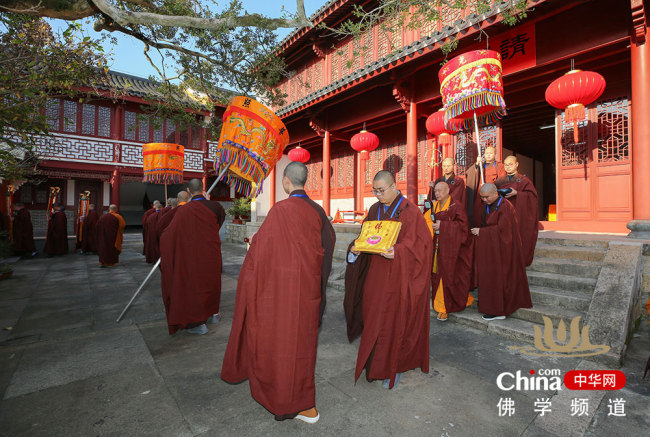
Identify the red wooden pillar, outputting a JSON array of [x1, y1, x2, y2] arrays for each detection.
[[323, 131, 331, 215], [355, 153, 364, 210], [111, 168, 120, 209], [631, 26, 650, 220], [406, 100, 418, 201], [269, 168, 276, 208]]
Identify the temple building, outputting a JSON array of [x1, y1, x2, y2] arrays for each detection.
[[255, 0, 649, 236], [2, 70, 231, 235]]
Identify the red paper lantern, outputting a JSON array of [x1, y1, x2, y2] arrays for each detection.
[[350, 129, 379, 160], [545, 69, 606, 142], [425, 109, 463, 146], [288, 146, 310, 163]]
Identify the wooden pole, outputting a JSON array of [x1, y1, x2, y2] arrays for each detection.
[[474, 111, 485, 185]]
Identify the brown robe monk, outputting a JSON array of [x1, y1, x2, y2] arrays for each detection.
[[144, 210, 162, 263], [424, 197, 473, 314], [96, 210, 126, 266], [222, 190, 335, 417], [495, 173, 539, 266], [12, 208, 36, 255], [159, 195, 225, 334], [474, 197, 532, 316], [44, 209, 68, 255], [466, 161, 507, 226], [141, 207, 155, 255], [344, 192, 432, 388], [156, 204, 183, 241], [428, 173, 466, 207], [80, 209, 99, 253]]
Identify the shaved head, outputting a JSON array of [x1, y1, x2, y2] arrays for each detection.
[[479, 183, 497, 195], [169, 198, 178, 208], [483, 146, 496, 163], [504, 155, 519, 175], [442, 157, 455, 166], [166, 197, 174, 206], [441, 157, 455, 176], [177, 191, 190, 203], [283, 161, 308, 187], [188, 178, 203, 195], [109, 204, 117, 212], [153, 200, 161, 206], [434, 181, 450, 202], [373, 170, 395, 185]]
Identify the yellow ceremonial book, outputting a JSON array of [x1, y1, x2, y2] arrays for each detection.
[[353, 220, 402, 254]]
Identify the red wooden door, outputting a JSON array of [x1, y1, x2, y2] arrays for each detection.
[[555, 96, 632, 223]]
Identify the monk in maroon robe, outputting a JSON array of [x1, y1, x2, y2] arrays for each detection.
[[144, 202, 162, 263], [344, 170, 432, 390], [424, 182, 473, 321], [159, 178, 225, 335], [157, 192, 189, 241], [12, 204, 36, 256], [44, 204, 68, 255], [141, 201, 160, 256], [470, 184, 532, 320], [222, 162, 335, 424], [80, 204, 99, 253], [466, 146, 507, 227], [427, 157, 466, 207], [496, 156, 539, 266], [96, 205, 126, 267], [160, 198, 174, 216]]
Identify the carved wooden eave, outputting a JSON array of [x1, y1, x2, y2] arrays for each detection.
[[392, 81, 411, 112], [309, 118, 351, 141], [631, 0, 647, 44]]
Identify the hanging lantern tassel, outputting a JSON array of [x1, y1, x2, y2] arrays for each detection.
[[565, 103, 585, 143]]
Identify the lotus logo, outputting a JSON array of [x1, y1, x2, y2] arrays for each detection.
[[510, 316, 610, 357]]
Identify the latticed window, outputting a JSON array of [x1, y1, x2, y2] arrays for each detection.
[[191, 125, 202, 149], [560, 113, 588, 166], [138, 117, 150, 142], [98, 106, 111, 137], [597, 97, 629, 163], [62, 100, 77, 133], [124, 111, 137, 141], [82, 104, 96, 135], [46, 99, 59, 130], [153, 118, 164, 142], [165, 119, 176, 143], [179, 126, 189, 147]]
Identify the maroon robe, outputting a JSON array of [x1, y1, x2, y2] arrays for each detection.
[[44, 210, 68, 255], [466, 161, 507, 227], [344, 193, 432, 388], [222, 192, 335, 416], [12, 208, 36, 254], [475, 198, 532, 316], [80, 209, 99, 253], [144, 211, 161, 263], [141, 208, 155, 255], [159, 200, 223, 334], [427, 173, 466, 207], [429, 200, 473, 313], [96, 212, 125, 266], [495, 173, 539, 266], [156, 206, 181, 241]]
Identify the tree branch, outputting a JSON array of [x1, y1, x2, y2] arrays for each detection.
[[90, 0, 312, 31]]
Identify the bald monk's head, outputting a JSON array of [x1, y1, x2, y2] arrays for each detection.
[[187, 178, 204, 196], [169, 198, 178, 208], [434, 181, 450, 203], [282, 161, 308, 194], [441, 157, 455, 177], [177, 191, 190, 204], [483, 146, 496, 164], [89, 203, 95, 210], [479, 183, 499, 205], [166, 197, 174, 207], [109, 204, 118, 212], [372, 170, 398, 205], [152, 200, 161, 208], [504, 155, 519, 176], [154, 202, 162, 211]]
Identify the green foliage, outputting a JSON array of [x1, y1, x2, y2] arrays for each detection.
[[0, 14, 110, 180], [226, 197, 251, 218]]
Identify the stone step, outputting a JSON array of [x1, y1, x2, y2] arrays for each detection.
[[534, 243, 606, 262], [333, 248, 349, 261], [327, 279, 345, 292], [537, 237, 609, 250], [512, 303, 586, 327], [527, 257, 600, 278], [447, 308, 536, 344], [529, 286, 592, 313], [642, 256, 650, 294], [527, 270, 596, 294]]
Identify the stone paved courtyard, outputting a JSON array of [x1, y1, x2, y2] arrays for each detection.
[[0, 238, 648, 436]]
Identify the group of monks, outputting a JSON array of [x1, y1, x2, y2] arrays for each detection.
[[11, 201, 126, 268]]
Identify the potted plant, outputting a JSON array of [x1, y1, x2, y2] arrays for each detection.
[[226, 198, 251, 224]]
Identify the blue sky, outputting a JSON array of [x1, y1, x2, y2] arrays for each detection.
[[48, 0, 325, 79]]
